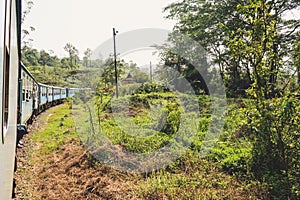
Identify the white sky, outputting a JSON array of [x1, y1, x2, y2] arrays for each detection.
[[23, 0, 299, 66], [23, 0, 177, 65]]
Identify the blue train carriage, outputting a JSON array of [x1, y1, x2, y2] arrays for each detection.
[[53, 86, 63, 102], [38, 83, 47, 106], [61, 87, 67, 99], [0, 0, 21, 199], [38, 83, 51, 111], [20, 63, 38, 124], [48, 85, 53, 103], [67, 87, 80, 97]]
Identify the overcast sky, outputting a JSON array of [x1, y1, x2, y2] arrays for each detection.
[[23, 0, 177, 65]]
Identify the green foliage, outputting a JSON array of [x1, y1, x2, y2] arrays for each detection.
[[163, 0, 300, 97], [212, 97, 300, 198], [133, 82, 170, 94], [247, 95, 300, 199], [94, 89, 185, 154], [101, 57, 125, 86], [118, 83, 140, 96], [159, 102, 181, 135], [27, 65, 69, 86], [163, 0, 300, 198], [211, 141, 252, 176], [22, 47, 63, 68], [21, 46, 39, 66]]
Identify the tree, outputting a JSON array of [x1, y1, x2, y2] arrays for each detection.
[[64, 43, 79, 69], [21, 1, 35, 59], [21, 46, 39, 66], [101, 57, 125, 86], [156, 32, 210, 94], [164, 0, 300, 97], [38, 50, 52, 66], [227, 2, 300, 197], [83, 48, 92, 67], [60, 57, 71, 69]]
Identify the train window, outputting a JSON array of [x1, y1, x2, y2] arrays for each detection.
[[1, 0, 11, 142], [22, 72, 25, 88], [22, 89, 25, 101], [3, 47, 10, 134], [26, 90, 29, 100]]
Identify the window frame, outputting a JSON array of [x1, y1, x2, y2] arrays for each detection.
[[1, 0, 12, 143]]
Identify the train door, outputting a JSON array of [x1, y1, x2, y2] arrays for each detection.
[[32, 82, 38, 113]]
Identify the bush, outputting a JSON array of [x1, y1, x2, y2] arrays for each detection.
[[134, 82, 170, 94]]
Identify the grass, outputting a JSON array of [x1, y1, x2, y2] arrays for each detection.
[[22, 93, 267, 199], [69, 88, 268, 198], [31, 102, 77, 154], [136, 150, 266, 199]]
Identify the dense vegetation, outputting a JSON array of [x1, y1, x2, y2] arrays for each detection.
[[158, 1, 300, 199]]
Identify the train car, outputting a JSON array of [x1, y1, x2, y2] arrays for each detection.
[[38, 83, 48, 106], [0, 0, 21, 198], [47, 85, 53, 103], [61, 87, 67, 99], [67, 87, 80, 97], [38, 83, 54, 111], [53, 86, 62, 101], [20, 63, 38, 124]]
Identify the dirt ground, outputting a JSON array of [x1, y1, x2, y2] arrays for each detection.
[[14, 105, 142, 200]]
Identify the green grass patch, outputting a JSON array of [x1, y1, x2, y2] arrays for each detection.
[[31, 103, 77, 154]]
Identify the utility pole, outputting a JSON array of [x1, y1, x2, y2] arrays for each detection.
[[113, 28, 119, 98]]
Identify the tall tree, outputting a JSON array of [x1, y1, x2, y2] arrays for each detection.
[[83, 48, 92, 67], [64, 43, 79, 69]]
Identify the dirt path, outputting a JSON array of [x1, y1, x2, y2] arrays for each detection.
[[14, 104, 141, 200]]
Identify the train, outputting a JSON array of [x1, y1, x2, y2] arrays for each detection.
[[0, 0, 79, 198], [20, 63, 78, 124]]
